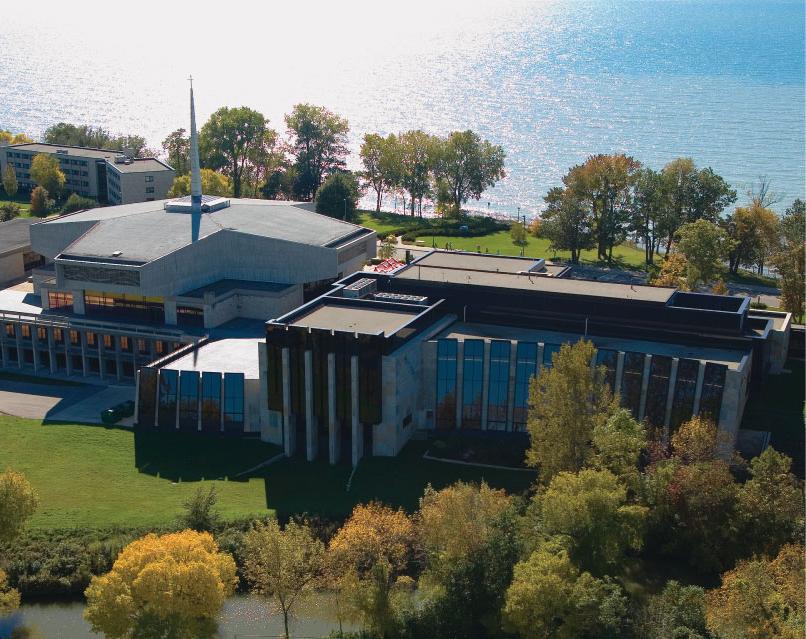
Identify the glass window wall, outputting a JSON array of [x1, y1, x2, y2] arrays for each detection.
[[699, 363, 726, 424], [435, 339, 458, 429], [179, 371, 199, 431], [621, 352, 645, 418], [670, 359, 699, 431], [645, 355, 672, 427], [201, 372, 222, 433], [487, 340, 511, 431], [513, 342, 538, 431], [461, 340, 484, 429], [223, 373, 245, 433], [157, 369, 178, 429]]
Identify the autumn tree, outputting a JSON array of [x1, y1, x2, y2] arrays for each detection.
[[397, 130, 437, 216], [84, 530, 237, 639], [530, 469, 647, 574], [503, 545, 629, 639], [706, 544, 805, 639], [526, 339, 618, 482], [167, 168, 231, 198], [650, 252, 690, 289], [433, 130, 506, 212], [0, 469, 38, 543], [736, 447, 804, 558], [540, 186, 594, 263], [2, 164, 18, 198], [723, 204, 780, 274], [162, 128, 190, 175], [773, 242, 805, 321], [0, 130, 33, 145], [30, 153, 65, 197], [636, 580, 709, 639], [241, 520, 326, 639], [285, 103, 349, 201], [200, 106, 275, 197], [329, 503, 415, 637], [591, 408, 647, 490], [675, 219, 729, 289], [360, 133, 399, 212]]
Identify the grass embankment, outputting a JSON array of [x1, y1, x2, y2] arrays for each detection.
[[0, 416, 534, 529], [0, 193, 32, 216]]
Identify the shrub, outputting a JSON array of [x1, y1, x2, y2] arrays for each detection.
[[29, 186, 50, 216], [180, 485, 220, 532], [61, 193, 98, 214], [0, 202, 21, 222]]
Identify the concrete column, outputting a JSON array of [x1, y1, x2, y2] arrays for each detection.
[[0, 337, 7, 369], [638, 354, 652, 421], [219, 373, 225, 432], [31, 328, 39, 373], [175, 371, 181, 431], [663, 358, 679, 431], [65, 339, 73, 376], [115, 337, 123, 381], [47, 327, 56, 374], [480, 340, 491, 430], [164, 300, 178, 326], [71, 290, 85, 315], [97, 337, 105, 381], [80, 332, 88, 377], [15, 328, 22, 369], [327, 352, 340, 465], [281, 348, 294, 457], [351, 354, 362, 466], [505, 340, 518, 431], [536, 343, 545, 372], [692, 361, 706, 416], [304, 350, 317, 462], [133, 370, 140, 423], [455, 340, 464, 429], [615, 352, 625, 397], [197, 372, 203, 432]]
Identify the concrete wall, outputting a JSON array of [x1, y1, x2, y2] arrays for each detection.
[[116, 168, 175, 204], [0, 251, 25, 286], [30, 219, 97, 260]]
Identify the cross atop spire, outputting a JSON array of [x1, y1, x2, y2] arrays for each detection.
[[188, 76, 202, 213]]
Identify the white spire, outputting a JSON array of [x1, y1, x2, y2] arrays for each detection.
[[189, 75, 202, 213]]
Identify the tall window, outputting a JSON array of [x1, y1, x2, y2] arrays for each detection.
[[513, 342, 538, 431], [542, 343, 560, 368], [86, 331, 97, 348], [179, 371, 199, 431], [223, 373, 245, 432], [596, 348, 618, 391], [157, 369, 178, 429], [48, 291, 73, 310], [53, 328, 63, 344], [461, 340, 484, 429], [699, 363, 726, 424], [435, 339, 458, 429], [621, 352, 645, 418], [645, 355, 672, 427], [487, 340, 511, 431], [136, 368, 157, 428], [201, 372, 221, 432], [670, 359, 699, 431], [69, 330, 79, 345]]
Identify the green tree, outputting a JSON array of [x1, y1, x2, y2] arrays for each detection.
[[378, 235, 397, 260], [241, 520, 326, 639], [510, 220, 528, 250], [2, 164, 18, 198], [199, 106, 274, 198], [180, 485, 220, 532], [706, 544, 804, 639], [30, 153, 65, 197], [637, 580, 709, 639], [162, 128, 190, 175], [532, 469, 646, 574], [591, 408, 647, 490], [772, 242, 805, 321], [540, 186, 594, 263], [503, 546, 629, 639], [167, 168, 231, 198], [737, 448, 804, 558], [285, 103, 349, 201], [61, 193, 97, 214], [0, 469, 38, 613], [723, 204, 780, 274], [397, 130, 436, 216], [360, 133, 399, 212], [315, 172, 361, 222], [526, 339, 618, 483], [779, 199, 805, 246], [631, 167, 668, 264], [29, 186, 50, 216], [0, 130, 33, 145], [433, 130, 506, 212], [44, 123, 152, 156], [675, 219, 729, 289]]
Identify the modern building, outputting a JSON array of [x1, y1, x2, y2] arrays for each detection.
[[0, 218, 46, 286], [135, 250, 790, 467], [0, 143, 174, 204]]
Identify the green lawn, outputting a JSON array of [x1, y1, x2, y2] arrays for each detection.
[[0, 193, 31, 215], [0, 416, 535, 529], [356, 210, 425, 236], [410, 230, 648, 268]]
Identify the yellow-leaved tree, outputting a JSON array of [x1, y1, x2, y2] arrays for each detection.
[[84, 530, 237, 639], [0, 469, 38, 615]]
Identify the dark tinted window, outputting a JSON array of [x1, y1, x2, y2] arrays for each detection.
[[645, 355, 672, 427], [179, 371, 199, 431], [137, 367, 157, 428], [670, 359, 699, 431], [201, 372, 221, 433], [223, 373, 245, 433], [461, 340, 484, 429], [487, 341, 511, 431], [513, 342, 538, 432], [436, 339, 458, 429], [158, 369, 178, 429], [621, 352, 645, 418], [699, 363, 727, 424]]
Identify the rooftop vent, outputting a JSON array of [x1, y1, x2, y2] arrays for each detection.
[[55, 149, 69, 155], [343, 278, 377, 299], [164, 195, 231, 213], [111, 250, 122, 257], [373, 292, 429, 305], [114, 155, 129, 164]]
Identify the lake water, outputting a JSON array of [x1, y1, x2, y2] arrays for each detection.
[[1, 594, 352, 638], [1, 1, 803, 215]]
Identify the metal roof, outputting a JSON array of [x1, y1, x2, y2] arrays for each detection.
[[0, 217, 35, 256]]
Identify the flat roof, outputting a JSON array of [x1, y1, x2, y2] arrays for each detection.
[[395, 263, 674, 302], [0, 217, 35, 256], [413, 251, 567, 276], [162, 338, 261, 378], [437, 321, 747, 369], [107, 158, 173, 173], [290, 303, 419, 336], [42, 199, 373, 263], [180, 279, 294, 299]]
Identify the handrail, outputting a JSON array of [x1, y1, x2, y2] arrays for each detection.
[[0, 309, 190, 338]]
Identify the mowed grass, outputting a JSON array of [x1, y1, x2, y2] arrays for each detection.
[[0, 416, 536, 529], [411, 230, 648, 268], [356, 210, 424, 236], [0, 416, 277, 529]]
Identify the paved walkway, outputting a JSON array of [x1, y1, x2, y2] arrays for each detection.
[[0, 378, 135, 425]]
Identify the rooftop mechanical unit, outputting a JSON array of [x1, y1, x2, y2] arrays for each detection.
[[372, 292, 429, 305], [343, 278, 377, 299]]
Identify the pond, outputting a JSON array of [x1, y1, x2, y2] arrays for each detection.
[[0, 593, 354, 639]]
